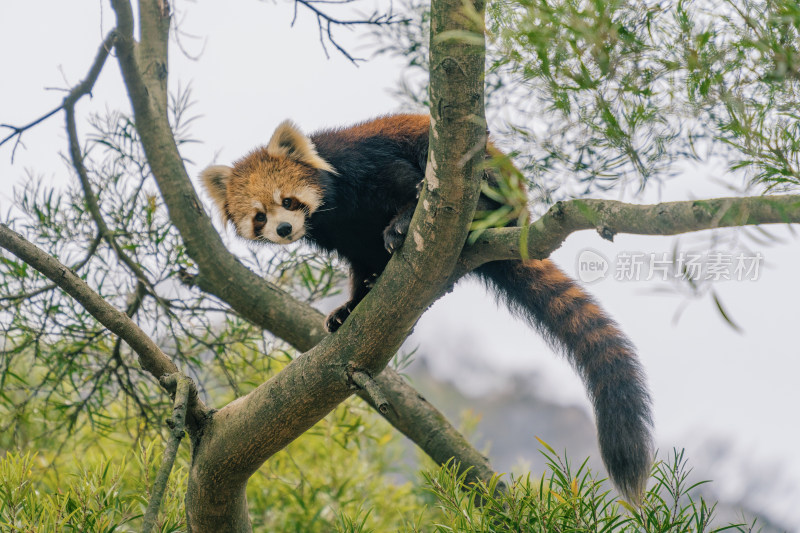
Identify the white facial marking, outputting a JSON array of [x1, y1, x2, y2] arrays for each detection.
[[259, 207, 308, 244], [273, 188, 282, 205], [293, 188, 322, 212], [237, 215, 255, 240], [251, 200, 266, 211]]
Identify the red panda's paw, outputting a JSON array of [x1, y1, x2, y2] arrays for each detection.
[[383, 215, 411, 254], [383, 230, 405, 254], [325, 302, 354, 333]]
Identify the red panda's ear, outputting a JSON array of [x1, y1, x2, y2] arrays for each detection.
[[200, 165, 233, 219], [267, 120, 336, 173]]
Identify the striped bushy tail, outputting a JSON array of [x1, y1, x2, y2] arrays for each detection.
[[478, 259, 653, 503]]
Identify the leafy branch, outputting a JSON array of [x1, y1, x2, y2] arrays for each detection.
[[0, 223, 211, 433]]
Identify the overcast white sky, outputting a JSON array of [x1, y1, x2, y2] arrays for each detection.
[[2, 1, 800, 527]]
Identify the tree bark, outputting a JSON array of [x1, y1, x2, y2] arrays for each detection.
[[142, 373, 193, 533]]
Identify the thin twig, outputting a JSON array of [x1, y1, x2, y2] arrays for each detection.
[[142, 372, 193, 533], [61, 30, 168, 306], [0, 106, 63, 162]]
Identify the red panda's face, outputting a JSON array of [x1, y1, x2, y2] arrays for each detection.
[[222, 156, 323, 244], [201, 120, 335, 245]]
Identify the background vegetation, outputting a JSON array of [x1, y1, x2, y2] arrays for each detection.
[[0, 347, 754, 532]]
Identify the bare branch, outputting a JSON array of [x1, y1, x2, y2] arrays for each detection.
[[295, 0, 407, 26], [360, 370, 501, 488], [293, 0, 410, 64], [63, 31, 118, 108], [0, 106, 62, 162]]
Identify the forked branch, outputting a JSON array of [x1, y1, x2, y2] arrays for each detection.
[[108, 5, 501, 522]]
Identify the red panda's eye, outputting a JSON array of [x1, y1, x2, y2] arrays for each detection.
[[282, 198, 299, 210], [254, 212, 266, 222]]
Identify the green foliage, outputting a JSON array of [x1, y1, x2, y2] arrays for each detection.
[[396, 447, 751, 533], [0, 350, 433, 532], [0, 443, 189, 532], [0, 451, 141, 532], [0, 342, 750, 532], [0, 432, 756, 533], [470, 152, 531, 246], [377, 0, 800, 198]]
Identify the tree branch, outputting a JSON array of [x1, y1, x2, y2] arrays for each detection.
[[187, 270, 500, 485], [357, 369, 500, 488], [184, 1, 487, 527], [61, 30, 168, 304], [0, 105, 62, 162], [142, 372, 193, 533], [459, 195, 800, 271], [111, 0, 498, 515], [0, 231, 101, 306], [63, 31, 118, 108]]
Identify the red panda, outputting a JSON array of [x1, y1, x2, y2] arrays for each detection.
[[201, 114, 653, 503]]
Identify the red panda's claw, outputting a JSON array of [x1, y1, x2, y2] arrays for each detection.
[[383, 229, 406, 254], [325, 302, 354, 332]]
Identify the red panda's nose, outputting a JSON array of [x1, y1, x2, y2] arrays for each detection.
[[276, 222, 292, 238]]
